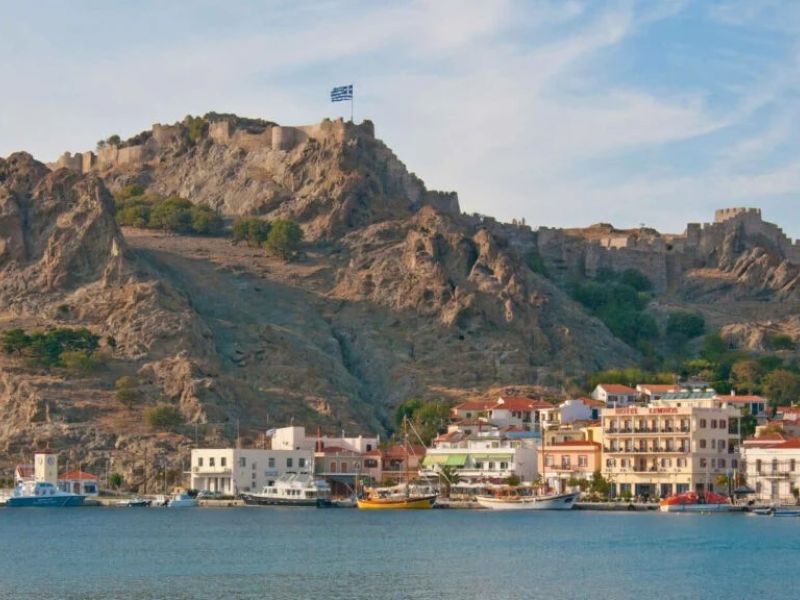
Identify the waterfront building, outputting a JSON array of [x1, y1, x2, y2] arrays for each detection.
[[740, 438, 800, 504], [591, 384, 637, 407], [269, 426, 379, 454], [715, 393, 768, 418], [451, 396, 552, 431], [539, 439, 602, 492], [636, 384, 682, 402], [421, 429, 537, 482], [58, 471, 99, 496], [601, 397, 741, 498], [190, 448, 314, 495]]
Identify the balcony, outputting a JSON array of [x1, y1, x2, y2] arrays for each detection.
[[192, 466, 232, 474]]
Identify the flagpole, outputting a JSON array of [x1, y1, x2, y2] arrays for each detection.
[[350, 89, 354, 122]]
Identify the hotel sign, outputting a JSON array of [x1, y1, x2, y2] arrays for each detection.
[[613, 407, 678, 415]]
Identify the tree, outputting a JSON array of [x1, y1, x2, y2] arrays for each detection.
[[701, 332, 728, 361], [618, 268, 653, 292], [144, 405, 184, 430], [666, 311, 705, 339], [189, 205, 223, 235], [115, 376, 141, 408], [731, 360, 763, 393], [438, 465, 462, 498], [2, 328, 30, 355], [763, 369, 800, 408], [264, 219, 303, 261], [149, 196, 193, 232], [109, 472, 124, 490], [61, 350, 103, 374], [589, 471, 610, 498], [106, 134, 121, 146], [504, 474, 521, 487]]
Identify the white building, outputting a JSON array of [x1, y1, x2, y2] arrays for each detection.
[[421, 431, 538, 482], [190, 448, 314, 495], [591, 384, 637, 407], [741, 438, 800, 504], [269, 426, 379, 453]]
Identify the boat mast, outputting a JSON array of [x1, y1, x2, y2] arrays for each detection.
[[404, 417, 410, 499]]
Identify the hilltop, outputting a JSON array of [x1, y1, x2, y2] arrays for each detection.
[[0, 113, 797, 489]]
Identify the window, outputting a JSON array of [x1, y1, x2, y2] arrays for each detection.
[[209, 457, 215, 467], [561, 456, 571, 469], [700, 419, 707, 428], [772, 459, 778, 473], [711, 459, 716, 468], [719, 440, 725, 451], [341, 462, 347, 472], [545, 455, 554, 467], [791, 459, 796, 472], [720, 420, 726, 429], [719, 459, 725, 468], [220, 457, 227, 467], [329, 462, 336, 473], [756, 459, 762, 473], [252, 462, 257, 470], [475, 462, 483, 469], [700, 458, 707, 468], [268, 457, 275, 469], [299, 458, 306, 468], [700, 440, 706, 449], [488, 462, 495, 470], [711, 419, 717, 428], [239, 457, 246, 468], [364, 459, 378, 468], [251, 472, 256, 480], [198, 457, 204, 467], [578, 455, 588, 467], [287, 458, 293, 468], [366, 444, 373, 452], [500, 462, 509, 470], [606, 458, 613, 468], [711, 440, 716, 449]]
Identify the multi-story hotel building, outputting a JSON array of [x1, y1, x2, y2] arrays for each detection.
[[601, 397, 741, 498], [740, 438, 800, 504]]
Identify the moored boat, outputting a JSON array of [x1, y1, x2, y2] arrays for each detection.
[[117, 496, 152, 507], [475, 489, 579, 511], [356, 492, 437, 510], [752, 506, 800, 517], [241, 473, 332, 507], [6, 481, 85, 507], [167, 491, 198, 508], [659, 491, 732, 513]]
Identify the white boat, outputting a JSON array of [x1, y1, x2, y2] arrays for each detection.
[[241, 473, 332, 507], [6, 481, 85, 507], [167, 491, 198, 508], [753, 506, 800, 517], [475, 490, 579, 511]]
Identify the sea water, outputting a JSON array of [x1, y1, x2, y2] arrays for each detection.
[[0, 507, 796, 599]]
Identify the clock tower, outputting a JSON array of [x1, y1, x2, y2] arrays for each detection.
[[34, 451, 59, 484]]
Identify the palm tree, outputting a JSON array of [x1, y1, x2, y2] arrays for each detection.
[[437, 465, 462, 499]]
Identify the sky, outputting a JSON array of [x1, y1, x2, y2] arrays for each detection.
[[1, 0, 799, 237]]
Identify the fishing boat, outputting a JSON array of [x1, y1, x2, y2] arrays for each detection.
[[476, 488, 579, 510], [167, 491, 198, 508], [6, 481, 85, 507], [356, 418, 437, 510], [752, 506, 800, 517], [241, 473, 332, 507], [659, 491, 732, 513], [117, 496, 152, 507]]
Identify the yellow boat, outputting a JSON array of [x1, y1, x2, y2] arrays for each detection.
[[356, 494, 437, 510]]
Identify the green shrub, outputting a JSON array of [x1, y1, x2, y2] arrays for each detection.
[[149, 196, 193, 232], [184, 115, 207, 143], [524, 250, 548, 277], [770, 334, 796, 351], [144, 405, 184, 430], [233, 218, 271, 246], [115, 376, 141, 408], [61, 350, 105, 374], [264, 219, 303, 261], [189, 205, 223, 235], [666, 311, 705, 339], [618, 268, 653, 292]]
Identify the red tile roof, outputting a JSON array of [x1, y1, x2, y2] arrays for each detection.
[[716, 394, 766, 403], [773, 439, 800, 449], [454, 400, 494, 411], [596, 384, 637, 394], [495, 396, 552, 411], [59, 470, 97, 481], [577, 397, 606, 407]]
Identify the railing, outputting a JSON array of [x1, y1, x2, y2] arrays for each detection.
[[192, 466, 232, 474]]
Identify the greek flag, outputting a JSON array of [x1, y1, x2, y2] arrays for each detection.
[[330, 84, 353, 102]]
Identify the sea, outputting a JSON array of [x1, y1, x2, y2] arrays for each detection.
[[0, 507, 796, 600]]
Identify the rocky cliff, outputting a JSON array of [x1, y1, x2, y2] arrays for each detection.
[[1, 113, 798, 489]]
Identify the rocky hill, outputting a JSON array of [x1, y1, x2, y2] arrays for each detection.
[[1, 113, 798, 489]]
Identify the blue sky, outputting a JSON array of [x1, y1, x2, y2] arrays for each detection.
[[1, 0, 799, 237]]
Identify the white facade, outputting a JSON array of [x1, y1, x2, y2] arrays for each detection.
[[421, 435, 538, 482], [190, 448, 314, 495], [558, 399, 595, 424], [592, 385, 637, 407], [741, 442, 800, 505], [269, 426, 379, 454]]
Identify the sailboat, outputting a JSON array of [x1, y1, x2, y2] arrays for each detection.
[[356, 418, 437, 510]]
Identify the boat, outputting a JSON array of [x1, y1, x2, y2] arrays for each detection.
[[356, 488, 437, 510], [241, 473, 332, 507], [475, 488, 579, 510], [167, 491, 198, 508], [753, 506, 800, 517], [356, 418, 437, 510], [6, 481, 85, 507], [659, 491, 732, 513], [117, 496, 152, 507]]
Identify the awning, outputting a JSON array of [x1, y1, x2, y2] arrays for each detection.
[[422, 454, 467, 467], [421, 455, 448, 466], [444, 454, 467, 466]]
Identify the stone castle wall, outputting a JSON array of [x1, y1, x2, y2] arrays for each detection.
[[51, 117, 372, 175], [535, 207, 799, 292]]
